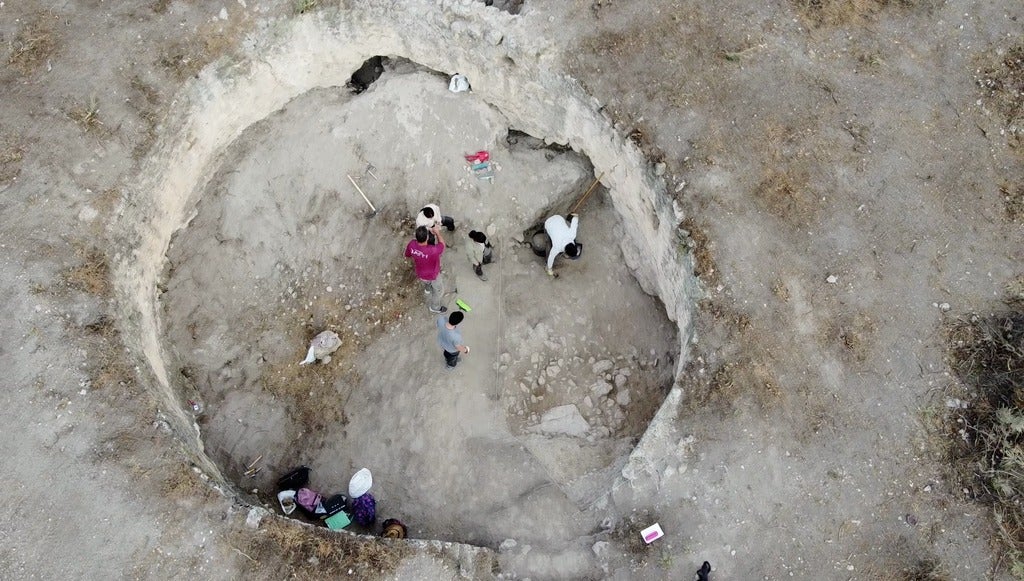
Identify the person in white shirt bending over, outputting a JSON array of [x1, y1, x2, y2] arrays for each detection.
[[416, 204, 455, 245], [543, 213, 582, 276]]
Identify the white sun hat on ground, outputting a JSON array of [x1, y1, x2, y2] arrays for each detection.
[[348, 468, 373, 498]]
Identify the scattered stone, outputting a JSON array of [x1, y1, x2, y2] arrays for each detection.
[[245, 507, 264, 529], [592, 541, 610, 559], [938, 302, 951, 312], [591, 381, 612, 397], [500, 352, 511, 364], [531, 353, 541, 364], [653, 162, 667, 176], [537, 375, 546, 386], [615, 389, 631, 406], [614, 373, 627, 388], [592, 359, 614, 374], [535, 404, 590, 436], [520, 382, 529, 393], [499, 539, 518, 552], [825, 274, 838, 284], [583, 395, 593, 408], [546, 365, 560, 378]]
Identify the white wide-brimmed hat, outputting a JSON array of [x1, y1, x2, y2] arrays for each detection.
[[348, 468, 373, 498]]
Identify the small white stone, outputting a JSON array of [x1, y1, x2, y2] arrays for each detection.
[[826, 274, 838, 284]]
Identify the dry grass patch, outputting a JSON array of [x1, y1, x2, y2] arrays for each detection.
[[63, 245, 111, 296], [830, 311, 877, 362], [791, 0, 929, 28], [84, 315, 137, 391], [679, 217, 717, 283], [151, 0, 172, 14], [754, 122, 818, 225], [67, 94, 107, 135], [756, 166, 813, 219], [159, 14, 253, 81], [684, 356, 780, 415], [163, 461, 217, 501], [0, 138, 24, 185], [6, 15, 57, 76], [1006, 275, 1024, 308], [609, 508, 660, 566], [771, 278, 791, 301], [128, 76, 162, 159], [897, 558, 951, 581], [1000, 183, 1024, 223], [944, 309, 1024, 576], [234, 517, 407, 579], [978, 45, 1024, 135]]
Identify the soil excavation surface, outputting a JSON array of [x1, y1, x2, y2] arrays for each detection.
[[163, 70, 677, 549]]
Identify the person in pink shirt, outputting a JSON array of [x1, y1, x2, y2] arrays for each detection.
[[404, 225, 447, 313]]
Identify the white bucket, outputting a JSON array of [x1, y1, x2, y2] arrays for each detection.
[[278, 490, 297, 515]]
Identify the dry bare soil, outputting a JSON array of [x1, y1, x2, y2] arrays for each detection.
[[0, 0, 1022, 580]]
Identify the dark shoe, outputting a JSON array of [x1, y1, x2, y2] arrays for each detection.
[[429, 306, 447, 313], [442, 216, 456, 231]]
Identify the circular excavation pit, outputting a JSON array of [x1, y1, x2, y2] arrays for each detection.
[[113, 2, 698, 573]]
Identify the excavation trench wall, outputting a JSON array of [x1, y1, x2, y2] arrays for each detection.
[[112, 0, 697, 507]]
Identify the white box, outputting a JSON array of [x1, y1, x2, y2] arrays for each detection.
[[640, 522, 664, 544]]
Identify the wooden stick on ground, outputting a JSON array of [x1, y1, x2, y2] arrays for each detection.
[[347, 174, 378, 213]]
